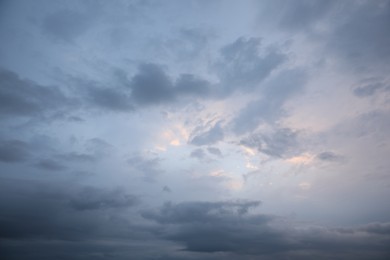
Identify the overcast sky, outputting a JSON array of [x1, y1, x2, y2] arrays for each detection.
[[1, 0, 390, 259]]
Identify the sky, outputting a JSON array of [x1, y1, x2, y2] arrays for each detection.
[[0, 0, 390, 259]]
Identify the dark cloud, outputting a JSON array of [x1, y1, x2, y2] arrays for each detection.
[[190, 122, 224, 146], [317, 151, 344, 162], [0, 68, 70, 118], [0, 179, 140, 241], [162, 185, 171, 193], [0, 139, 30, 163], [215, 37, 286, 95], [129, 63, 212, 107], [130, 63, 176, 105], [175, 73, 211, 97], [42, 9, 93, 42], [207, 147, 222, 157], [35, 159, 67, 171], [87, 86, 134, 112], [241, 128, 300, 158], [142, 200, 262, 225], [55, 152, 96, 163], [326, 1, 390, 71], [142, 200, 390, 258], [69, 186, 138, 211], [190, 148, 206, 160]]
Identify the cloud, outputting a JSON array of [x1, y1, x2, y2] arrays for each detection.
[[241, 128, 300, 158], [353, 78, 390, 97], [55, 152, 96, 163], [142, 200, 390, 258], [0, 139, 30, 163], [42, 9, 93, 42], [0, 68, 71, 118], [190, 148, 206, 160], [263, 0, 337, 32], [129, 63, 212, 107], [230, 69, 306, 135], [162, 185, 171, 193], [190, 122, 224, 146], [128, 154, 164, 182], [142, 200, 262, 225], [0, 179, 140, 241], [215, 37, 286, 95], [326, 1, 390, 71], [87, 86, 134, 111], [317, 151, 344, 162], [35, 159, 67, 171], [69, 186, 138, 211], [207, 147, 222, 157]]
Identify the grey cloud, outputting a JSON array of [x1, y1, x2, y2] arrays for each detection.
[[162, 27, 212, 60], [0, 139, 30, 163], [326, 1, 390, 71], [142, 200, 262, 225], [0, 68, 70, 118], [129, 63, 212, 107], [215, 37, 286, 95], [353, 80, 390, 97], [207, 147, 222, 157], [190, 122, 224, 146], [69, 186, 138, 211], [241, 128, 300, 158], [0, 179, 140, 241], [35, 159, 67, 171], [175, 73, 210, 96], [231, 69, 306, 135], [190, 148, 206, 160], [162, 185, 171, 193], [130, 63, 176, 105], [42, 9, 93, 42], [128, 154, 164, 182], [317, 151, 344, 162], [270, 0, 337, 32], [87, 86, 134, 111], [142, 200, 390, 258], [55, 152, 96, 163]]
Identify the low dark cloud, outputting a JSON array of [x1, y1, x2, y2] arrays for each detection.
[[55, 152, 96, 163], [35, 159, 67, 171], [69, 186, 138, 211], [129, 63, 211, 107], [142, 200, 390, 258], [0, 139, 30, 163], [0, 179, 140, 242], [87, 86, 134, 112], [0, 68, 71, 119]]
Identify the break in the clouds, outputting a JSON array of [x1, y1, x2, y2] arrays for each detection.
[[1, 0, 390, 259]]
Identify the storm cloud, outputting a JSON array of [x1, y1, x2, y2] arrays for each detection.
[[1, 0, 390, 259]]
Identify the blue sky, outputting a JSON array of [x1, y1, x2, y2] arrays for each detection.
[[1, 1, 390, 259]]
